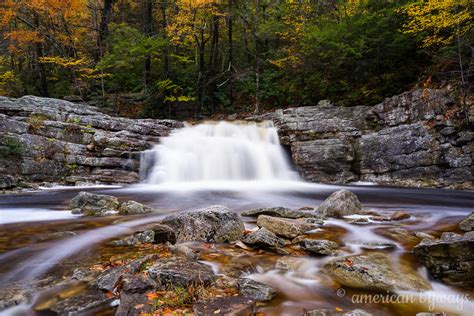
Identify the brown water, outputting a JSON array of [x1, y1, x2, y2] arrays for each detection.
[[1, 183, 473, 315]]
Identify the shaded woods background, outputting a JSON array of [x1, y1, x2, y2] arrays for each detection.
[[0, 0, 472, 119]]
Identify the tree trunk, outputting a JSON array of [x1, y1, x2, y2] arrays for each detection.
[[254, 0, 260, 114], [34, 15, 49, 97], [161, 0, 170, 78], [228, 0, 234, 110], [144, 0, 154, 92], [97, 0, 114, 61]]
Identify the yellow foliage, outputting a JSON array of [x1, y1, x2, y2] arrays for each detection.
[[401, 0, 472, 47]]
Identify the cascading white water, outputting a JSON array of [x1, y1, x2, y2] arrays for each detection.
[[142, 121, 299, 184]]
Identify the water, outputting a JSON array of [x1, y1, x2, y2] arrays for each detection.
[[1, 121, 474, 315], [142, 121, 299, 183]]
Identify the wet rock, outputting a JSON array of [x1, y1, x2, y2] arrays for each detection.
[[221, 259, 255, 278], [121, 274, 155, 293], [161, 205, 244, 243], [241, 207, 314, 219], [391, 211, 411, 221], [355, 241, 397, 250], [413, 233, 474, 287], [193, 296, 256, 316], [317, 190, 362, 218], [300, 239, 339, 255], [275, 256, 305, 271], [302, 308, 372, 316], [115, 292, 152, 315], [348, 217, 370, 225], [238, 278, 277, 302], [169, 244, 198, 260], [257, 215, 312, 238], [414, 232, 435, 240], [148, 224, 177, 244], [323, 252, 431, 292], [69, 191, 119, 216], [382, 228, 419, 244], [459, 212, 474, 232], [242, 228, 285, 249], [118, 200, 155, 215], [48, 290, 115, 315], [111, 230, 155, 246], [148, 257, 215, 289]]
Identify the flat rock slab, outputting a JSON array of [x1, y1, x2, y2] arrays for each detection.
[[299, 238, 339, 255], [323, 253, 431, 292], [241, 207, 314, 219], [148, 257, 215, 289], [257, 215, 312, 239], [238, 278, 277, 302], [162, 205, 244, 243], [193, 296, 256, 316]]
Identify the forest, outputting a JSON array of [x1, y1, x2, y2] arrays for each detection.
[[0, 0, 472, 118]]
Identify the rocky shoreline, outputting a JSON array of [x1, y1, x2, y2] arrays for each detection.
[[1, 189, 472, 315]]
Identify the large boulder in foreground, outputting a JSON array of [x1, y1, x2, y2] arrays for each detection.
[[322, 253, 431, 292], [161, 205, 244, 243], [413, 232, 474, 287], [317, 190, 362, 218], [69, 191, 119, 216]]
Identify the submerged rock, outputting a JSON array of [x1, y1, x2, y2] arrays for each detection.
[[161, 205, 244, 243], [299, 239, 339, 255], [413, 232, 474, 287], [69, 191, 119, 216], [317, 190, 362, 218], [242, 228, 285, 249], [275, 256, 305, 271], [148, 257, 215, 289], [118, 200, 155, 214], [193, 296, 255, 316], [257, 215, 312, 238], [322, 252, 431, 292], [238, 278, 277, 302], [302, 308, 372, 316], [48, 290, 115, 315], [241, 207, 314, 219], [459, 212, 474, 232]]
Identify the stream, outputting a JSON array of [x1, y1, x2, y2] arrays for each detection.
[[1, 121, 473, 315]]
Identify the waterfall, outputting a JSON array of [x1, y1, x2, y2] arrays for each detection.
[[141, 121, 299, 184]]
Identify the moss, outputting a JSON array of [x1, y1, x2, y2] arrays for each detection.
[[27, 113, 51, 132]]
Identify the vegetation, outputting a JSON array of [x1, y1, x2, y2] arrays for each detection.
[[0, 0, 472, 118]]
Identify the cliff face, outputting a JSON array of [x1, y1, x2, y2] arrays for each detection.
[[256, 89, 473, 189], [0, 96, 183, 189]]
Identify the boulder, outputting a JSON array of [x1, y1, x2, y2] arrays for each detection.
[[0, 175, 16, 189], [317, 190, 362, 218], [242, 228, 285, 249], [69, 191, 119, 216], [299, 239, 339, 255], [48, 291, 115, 315], [193, 296, 255, 316], [413, 232, 474, 287], [118, 200, 155, 215], [238, 278, 277, 302], [275, 256, 305, 271], [161, 205, 244, 243], [257, 215, 312, 238], [241, 207, 314, 219], [322, 253, 431, 292], [110, 230, 155, 246], [148, 257, 215, 289], [459, 212, 474, 232]]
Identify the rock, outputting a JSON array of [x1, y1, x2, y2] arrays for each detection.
[[48, 291, 115, 315], [391, 211, 411, 221], [169, 244, 198, 260], [242, 228, 285, 249], [302, 309, 372, 316], [238, 278, 277, 302], [322, 253, 431, 292], [111, 230, 155, 246], [118, 200, 155, 214], [193, 296, 255, 316], [146, 223, 176, 244], [459, 212, 474, 232], [241, 207, 314, 219], [69, 191, 119, 216], [354, 241, 397, 250], [413, 233, 474, 287], [121, 274, 155, 293], [256, 215, 312, 238], [148, 257, 215, 289], [111, 224, 176, 246], [299, 239, 339, 255], [275, 256, 305, 271], [115, 292, 152, 315], [317, 190, 362, 218], [161, 205, 244, 243], [414, 232, 435, 240], [0, 175, 16, 189], [221, 259, 255, 278]]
